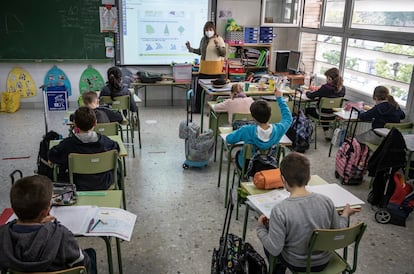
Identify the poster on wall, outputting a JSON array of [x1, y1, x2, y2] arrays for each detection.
[[6, 67, 37, 97]]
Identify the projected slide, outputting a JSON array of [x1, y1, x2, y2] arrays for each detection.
[[121, 0, 209, 65]]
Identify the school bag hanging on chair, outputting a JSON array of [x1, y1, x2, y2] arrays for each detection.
[[36, 131, 61, 180], [335, 107, 370, 184], [211, 188, 267, 274]]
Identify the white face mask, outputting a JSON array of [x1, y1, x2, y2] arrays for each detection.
[[205, 30, 214, 38]]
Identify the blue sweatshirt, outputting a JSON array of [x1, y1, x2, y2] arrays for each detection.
[[226, 96, 292, 167]]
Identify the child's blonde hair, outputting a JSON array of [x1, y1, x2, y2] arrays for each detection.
[[231, 83, 246, 98]]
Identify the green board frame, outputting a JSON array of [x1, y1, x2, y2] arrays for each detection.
[[0, 0, 110, 61]]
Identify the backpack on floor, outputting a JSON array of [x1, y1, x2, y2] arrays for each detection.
[[335, 137, 370, 184], [36, 131, 61, 180]]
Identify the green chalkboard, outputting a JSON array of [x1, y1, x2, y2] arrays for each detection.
[[0, 0, 110, 60]]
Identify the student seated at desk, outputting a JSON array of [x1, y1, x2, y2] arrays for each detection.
[[213, 83, 254, 125], [100, 66, 138, 113], [356, 85, 406, 145], [305, 67, 345, 140], [226, 89, 292, 172], [0, 175, 96, 274], [49, 107, 120, 190], [257, 153, 358, 274], [70, 91, 124, 124]]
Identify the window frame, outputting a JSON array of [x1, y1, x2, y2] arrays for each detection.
[[299, 0, 414, 108]]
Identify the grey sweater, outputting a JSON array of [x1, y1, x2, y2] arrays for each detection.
[[0, 220, 89, 273], [257, 192, 348, 268]]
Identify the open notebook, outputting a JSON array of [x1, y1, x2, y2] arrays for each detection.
[[247, 183, 365, 218], [4, 206, 137, 241]]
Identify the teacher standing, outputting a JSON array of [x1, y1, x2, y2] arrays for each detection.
[[186, 21, 226, 113]]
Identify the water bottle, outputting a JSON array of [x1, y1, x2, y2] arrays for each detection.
[[304, 72, 311, 87], [313, 73, 318, 86], [268, 76, 275, 91]]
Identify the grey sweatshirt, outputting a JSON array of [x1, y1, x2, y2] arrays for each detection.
[[0, 220, 89, 273], [257, 192, 348, 267]]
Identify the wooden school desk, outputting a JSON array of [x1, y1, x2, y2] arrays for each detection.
[[199, 80, 275, 132], [49, 137, 127, 208], [241, 176, 364, 240], [0, 191, 124, 274], [217, 131, 292, 207], [77, 190, 124, 274], [131, 81, 191, 107]]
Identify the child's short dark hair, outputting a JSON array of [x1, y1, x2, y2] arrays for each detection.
[[250, 100, 271, 123], [10, 175, 53, 221], [280, 152, 310, 187], [74, 106, 97, 131], [82, 91, 99, 106]]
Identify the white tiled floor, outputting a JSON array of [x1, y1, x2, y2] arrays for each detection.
[[1, 105, 413, 274]]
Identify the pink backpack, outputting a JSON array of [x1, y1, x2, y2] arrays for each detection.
[[335, 137, 370, 184]]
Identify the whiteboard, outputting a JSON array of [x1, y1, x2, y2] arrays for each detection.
[[119, 0, 209, 65]]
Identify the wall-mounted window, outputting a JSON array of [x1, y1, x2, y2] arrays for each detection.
[[344, 39, 414, 106], [323, 0, 346, 27], [351, 0, 414, 33], [261, 0, 302, 27]]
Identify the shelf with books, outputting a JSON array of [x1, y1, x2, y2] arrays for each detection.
[[226, 43, 272, 80]]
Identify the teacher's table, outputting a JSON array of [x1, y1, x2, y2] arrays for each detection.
[[131, 81, 191, 107], [199, 80, 275, 132], [218, 130, 292, 207]]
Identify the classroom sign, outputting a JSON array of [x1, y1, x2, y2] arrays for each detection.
[[79, 65, 105, 94], [43, 65, 72, 96], [46, 86, 68, 111], [6, 67, 37, 97]]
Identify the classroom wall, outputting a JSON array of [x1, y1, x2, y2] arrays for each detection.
[[0, 62, 113, 108]]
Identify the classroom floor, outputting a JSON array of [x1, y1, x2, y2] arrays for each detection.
[[1, 103, 414, 274]]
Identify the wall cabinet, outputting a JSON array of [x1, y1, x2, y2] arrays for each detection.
[[261, 0, 302, 27]]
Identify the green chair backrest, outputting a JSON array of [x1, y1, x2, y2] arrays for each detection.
[[303, 222, 367, 273], [68, 150, 118, 187], [7, 266, 87, 274], [384, 122, 413, 130], [319, 97, 344, 111], [93, 122, 119, 136], [265, 100, 293, 124], [100, 95, 130, 112], [232, 113, 253, 121]]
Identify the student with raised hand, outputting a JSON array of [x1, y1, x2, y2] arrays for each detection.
[[257, 152, 359, 274], [226, 88, 292, 171], [100, 66, 138, 113], [49, 106, 120, 190], [305, 67, 346, 140], [0, 175, 97, 274], [356, 85, 406, 145], [185, 21, 226, 113], [213, 83, 254, 125]]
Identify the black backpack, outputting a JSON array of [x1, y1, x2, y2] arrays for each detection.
[[37, 131, 61, 180]]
